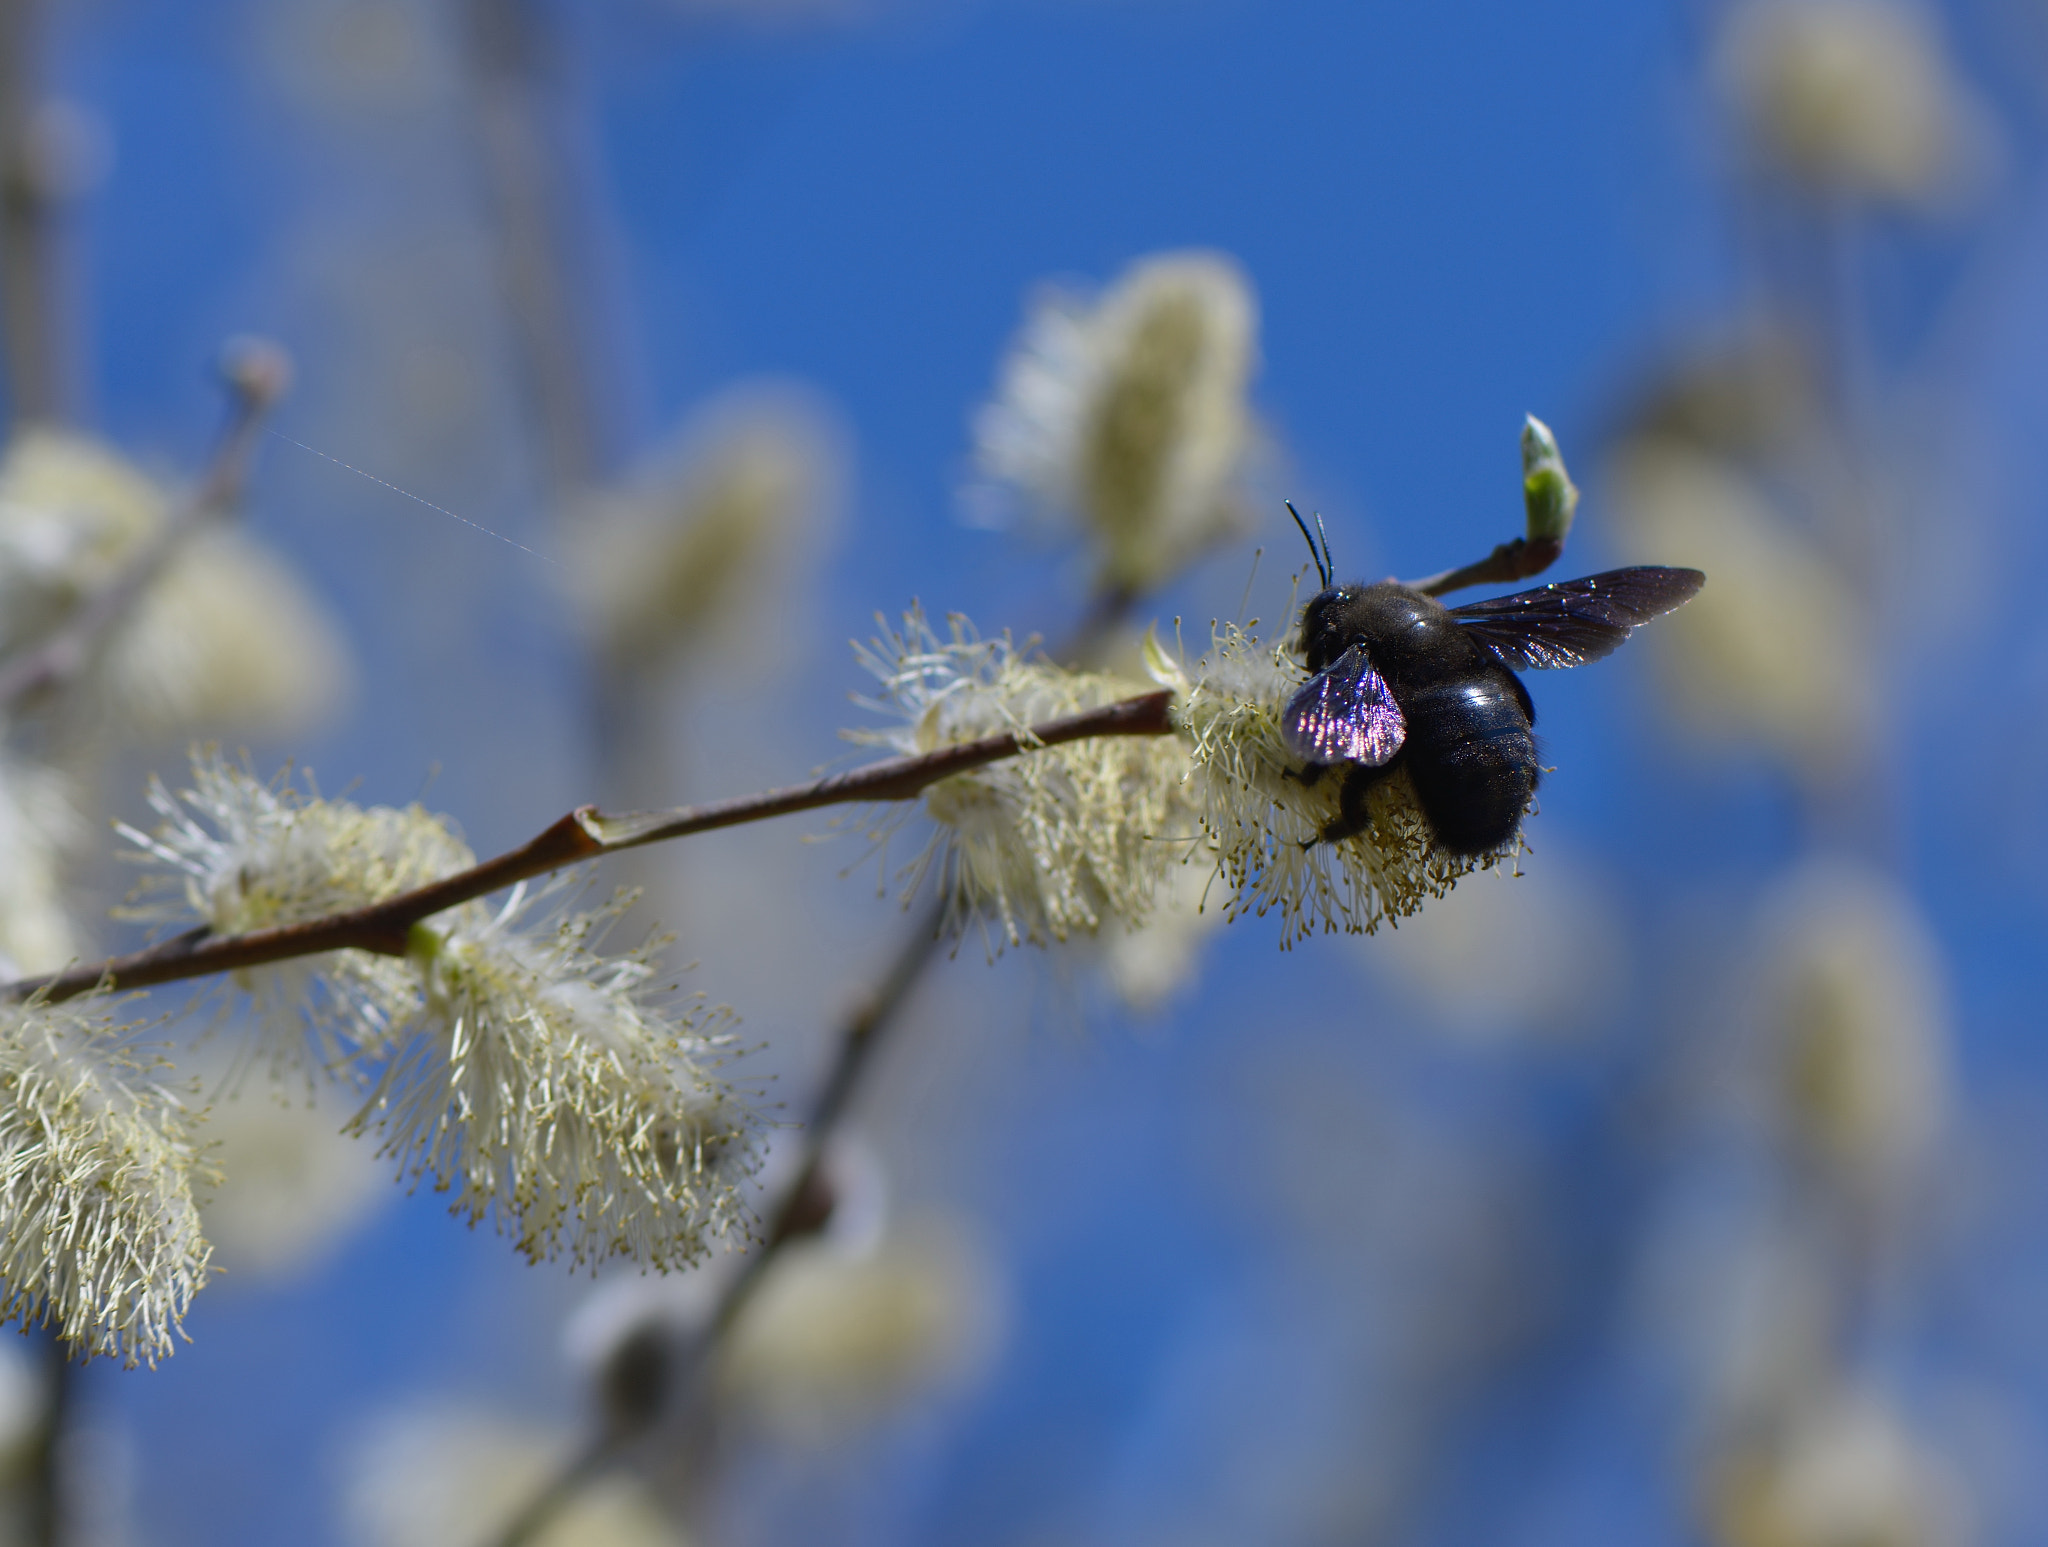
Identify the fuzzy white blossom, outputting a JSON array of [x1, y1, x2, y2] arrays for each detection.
[[1098, 857, 1223, 1013], [1608, 440, 1871, 782], [195, 1073, 390, 1281], [849, 607, 1509, 951], [0, 429, 161, 653], [717, 1215, 1007, 1440], [0, 753, 80, 975], [343, 1407, 685, 1547], [1149, 622, 1509, 945], [351, 885, 758, 1269], [849, 606, 1191, 950], [1754, 862, 1949, 1201], [1707, 1387, 1965, 1547], [121, 755, 473, 934], [973, 251, 1260, 594], [118, 754, 476, 1074], [565, 384, 843, 679], [0, 429, 352, 740], [1720, 0, 1981, 206], [121, 753, 760, 1270], [0, 992, 212, 1366], [104, 525, 353, 738]]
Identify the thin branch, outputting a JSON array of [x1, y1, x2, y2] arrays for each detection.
[[22, 1325, 71, 1547], [0, 0, 64, 426], [0, 338, 292, 709], [1404, 533, 1564, 598], [483, 1431, 612, 1547], [487, 907, 954, 1547], [481, 553, 1162, 1547], [462, 0, 602, 496], [682, 588, 1153, 1336], [487, 600, 1159, 1547], [707, 897, 946, 1335], [1062, 580, 1140, 661], [1406, 419, 1577, 597], [2, 690, 1175, 1006]]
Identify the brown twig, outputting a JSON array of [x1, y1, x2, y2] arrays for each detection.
[[0, 0, 64, 426], [707, 895, 947, 1331], [487, 907, 954, 1547], [492, 615, 1151, 1544], [677, 585, 1156, 1326], [2, 690, 1175, 1007], [1404, 534, 1564, 598], [461, 0, 602, 496], [483, 1430, 613, 1547], [21, 1325, 71, 1547], [0, 339, 292, 709]]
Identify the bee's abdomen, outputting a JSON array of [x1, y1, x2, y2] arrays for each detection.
[[1401, 673, 1538, 856]]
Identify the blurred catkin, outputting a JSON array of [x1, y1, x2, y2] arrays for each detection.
[[973, 251, 1262, 595]]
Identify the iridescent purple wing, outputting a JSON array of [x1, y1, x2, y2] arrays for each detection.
[[1449, 566, 1704, 670], [1282, 645, 1406, 767]]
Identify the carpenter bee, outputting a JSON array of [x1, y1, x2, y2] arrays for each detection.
[[1280, 505, 1703, 855]]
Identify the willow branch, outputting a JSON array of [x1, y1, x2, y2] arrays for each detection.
[[3, 690, 1175, 1007], [678, 583, 1156, 1314], [1407, 419, 1578, 597], [22, 1325, 70, 1547], [462, 0, 600, 496], [483, 1432, 612, 1547], [1404, 533, 1564, 598], [0, 339, 291, 709], [0, 0, 63, 426], [700, 896, 945, 1337], [491, 676, 1138, 1547]]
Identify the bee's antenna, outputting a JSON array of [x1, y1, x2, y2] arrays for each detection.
[[1313, 509, 1334, 580], [1285, 501, 1331, 589]]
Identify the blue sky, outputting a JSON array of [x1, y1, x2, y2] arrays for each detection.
[[28, 1, 2048, 1543]]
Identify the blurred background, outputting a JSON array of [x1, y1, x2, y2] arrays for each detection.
[[2, 0, 2046, 1543]]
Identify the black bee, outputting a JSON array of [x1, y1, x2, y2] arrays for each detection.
[[1281, 505, 1703, 855]]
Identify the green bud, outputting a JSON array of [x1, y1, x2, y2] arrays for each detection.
[[405, 920, 447, 970], [1521, 414, 1579, 546]]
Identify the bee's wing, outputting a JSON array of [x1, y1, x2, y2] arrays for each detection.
[[1449, 566, 1704, 670], [1281, 645, 1406, 767]]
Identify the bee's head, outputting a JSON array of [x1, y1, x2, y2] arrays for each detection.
[[1297, 579, 1450, 673], [1296, 583, 1368, 672]]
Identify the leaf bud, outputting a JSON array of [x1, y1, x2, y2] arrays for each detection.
[[1521, 413, 1579, 548]]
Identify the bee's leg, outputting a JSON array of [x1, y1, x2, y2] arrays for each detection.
[[1303, 763, 1393, 850], [1283, 762, 1328, 788]]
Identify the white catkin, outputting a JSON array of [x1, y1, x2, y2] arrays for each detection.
[[1719, 0, 1978, 206], [0, 431, 352, 740], [848, 607, 1509, 952], [0, 754, 81, 975], [350, 882, 759, 1270], [972, 251, 1260, 593], [0, 993, 212, 1366], [117, 752, 476, 1078], [848, 605, 1191, 950], [0, 429, 164, 657], [102, 526, 354, 739], [1151, 622, 1513, 944], [564, 383, 842, 676], [119, 752, 761, 1270], [344, 1407, 683, 1547]]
